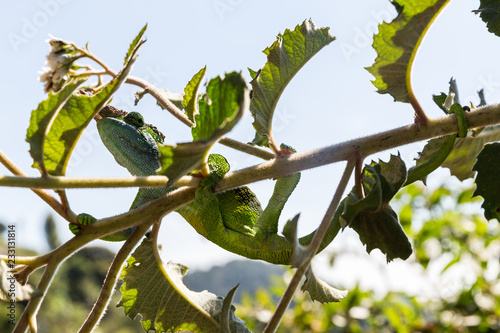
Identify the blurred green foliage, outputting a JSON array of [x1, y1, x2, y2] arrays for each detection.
[[236, 182, 500, 332]]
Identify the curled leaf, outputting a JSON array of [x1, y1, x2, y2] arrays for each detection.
[[367, 0, 450, 104], [341, 155, 412, 262]]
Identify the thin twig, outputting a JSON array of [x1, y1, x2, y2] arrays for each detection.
[[13, 257, 62, 333], [78, 223, 151, 333], [124, 75, 194, 127], [219, 137, 275, 160], [0, 174, 197, 189], [264, 159, 355, 333], [0, 149, 77, 223], [56, 190, 71, 212]]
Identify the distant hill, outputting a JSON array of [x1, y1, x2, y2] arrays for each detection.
[[183, 260, 284, 303]]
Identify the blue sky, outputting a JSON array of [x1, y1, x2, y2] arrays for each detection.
[[1, 0, 499, 291]]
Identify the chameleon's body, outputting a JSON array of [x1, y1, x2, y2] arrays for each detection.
[[77, 110, 341, 264]]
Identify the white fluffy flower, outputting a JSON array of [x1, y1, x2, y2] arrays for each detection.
[[39, 38, 79, 92]]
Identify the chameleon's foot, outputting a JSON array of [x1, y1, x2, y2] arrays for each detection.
[[70, 213, 133, 241], [69, 213, 97, 235]]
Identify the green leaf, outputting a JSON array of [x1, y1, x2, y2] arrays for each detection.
[[125, 24, 147, 65], [182, 66, 207, 122], [415, 125, 500, 181], [283, 215, 347, 303], [26, 78, 87, 174], [366, 0, 450, 103], [191, 72, 247, 141], [157, 141, 215, 186], [118, 236, 251, 333], [158, 72, 248, 185], [221, 284, 240, 333], [475, 1, 500, 37], [341, 155, 412, 262], [432, 92, 448, 113], [301, 268, 348, 303], [27, 31, 144, 176], [249, 19, 335, 148], [473, 142, 500, 221]]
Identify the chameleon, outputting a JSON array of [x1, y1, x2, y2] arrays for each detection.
[[71, 107, 343, 264]]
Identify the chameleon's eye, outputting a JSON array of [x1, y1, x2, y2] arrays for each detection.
[[125, 112, 145, 128]]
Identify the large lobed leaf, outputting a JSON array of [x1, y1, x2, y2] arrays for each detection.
[[157, 72, 248, 185], [26, 78, 87, 174], [26, 26, 145, 176], [473, 142, 500, 222], [475, 0, 500, 37], [118, 236, 251, 333], [366, 0, 450, 103], [249, 19, 335, 148]]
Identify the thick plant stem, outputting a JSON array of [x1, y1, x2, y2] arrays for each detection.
[[264, 159, 355, 333], [78, 223, 151, 333], [4, 103, 500, 192], [218, 102, 500, 192]]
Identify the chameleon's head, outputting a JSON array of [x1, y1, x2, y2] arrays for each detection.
[[97, 117, 161, 177], [124, 112, 145, 128]]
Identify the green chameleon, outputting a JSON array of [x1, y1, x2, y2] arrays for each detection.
[[71, 109, 342, 264]]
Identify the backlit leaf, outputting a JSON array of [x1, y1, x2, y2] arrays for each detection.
[[249, 19, 335, 148], [475, 0, 500, 37], [118, 236, 250, 333], [366, 0, 450, 103], [158, 72, 248, 185]]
